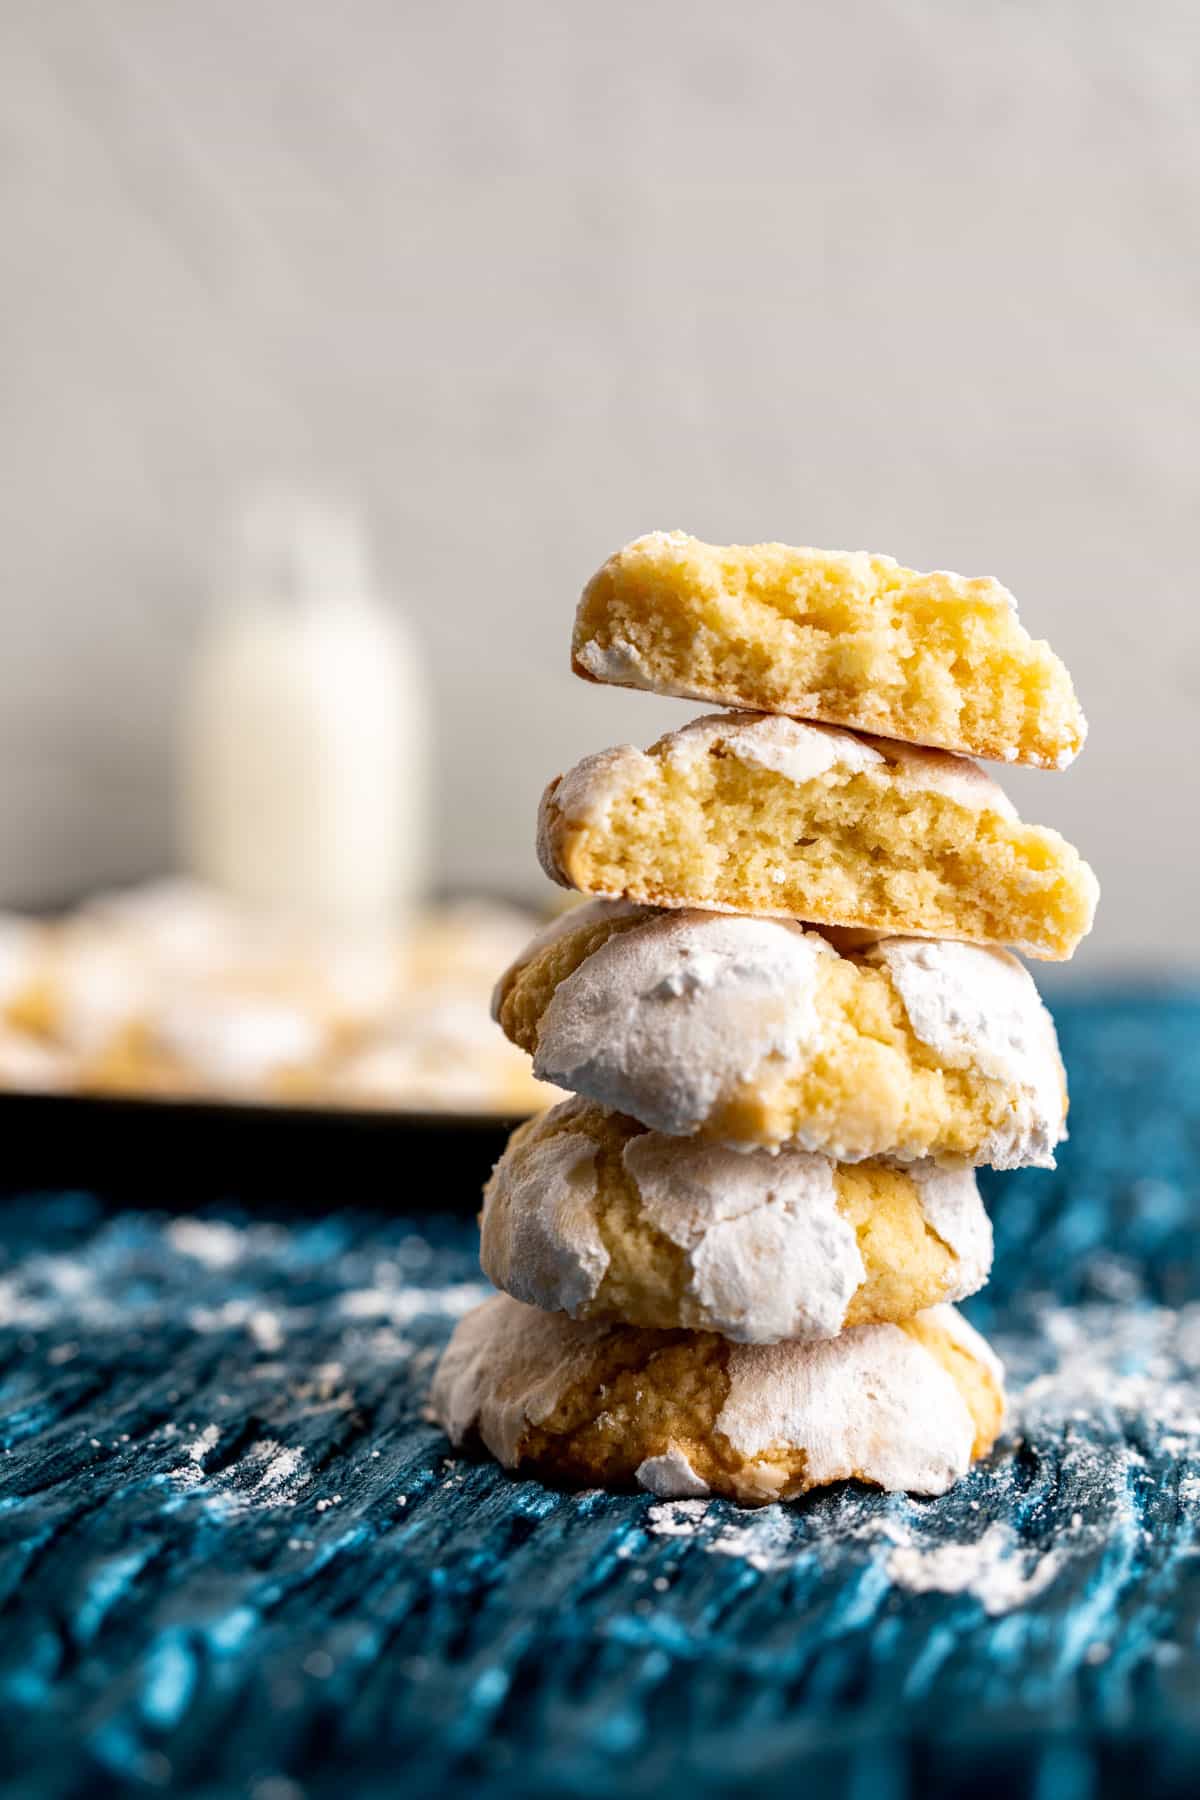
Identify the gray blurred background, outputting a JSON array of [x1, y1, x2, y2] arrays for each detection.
[[1, 0, 1195, 970]]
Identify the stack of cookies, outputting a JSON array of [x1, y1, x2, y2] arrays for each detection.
[[434, 532, 1098, 1506]]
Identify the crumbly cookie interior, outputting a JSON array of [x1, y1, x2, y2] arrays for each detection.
[[547, 750, 1096, 960], [574, 535, 1085, 769]]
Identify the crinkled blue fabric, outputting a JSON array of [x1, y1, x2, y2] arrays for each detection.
[[0, 989, 1198, 1799]]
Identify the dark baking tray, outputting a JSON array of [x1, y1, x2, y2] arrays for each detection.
[[0, 1091, 516, 1212]]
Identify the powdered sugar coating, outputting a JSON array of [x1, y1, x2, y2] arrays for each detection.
[[635, 1448, 711, 1498], [53, 938, 150, 1052], [669, 713, 1017, 818], [866, 938, 1065, 1168], [663, 713, 885, 784], [859, 734, 1018, 819], [482, 1102, 992, 1341], [717, 1319, 979, 1498], [574, 637, 659, 691], [532, 911, 834, 1135], [926, 1300, 1007, 1389], [516, 908, 1064, 1164], [621, 1134, 864, 1343], [542, 746, 642, 835], [575, 635, 728, 709], [0, 916, 42, 1010], [431, 1296, 614, 1468], [491, 897, 648, 1023], [79, 878, 244, 972], [908, 1161, 994, 1291], [479, 1130, 607, 1315], [432, 1296, 1001, 1500]]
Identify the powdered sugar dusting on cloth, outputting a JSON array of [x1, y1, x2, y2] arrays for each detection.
[[887, 1522, 1063, 1614], [634, 1294, 1200, 1624], [1, 1000, 1199, 1800]]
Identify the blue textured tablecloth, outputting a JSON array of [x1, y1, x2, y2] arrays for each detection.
[[1, 989, 1199, 1799]]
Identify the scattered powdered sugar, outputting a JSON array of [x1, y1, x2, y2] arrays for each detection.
[[187, 1297, 308, 1345], [249, 1442, 307, 1498], [707, 1509, 799, 1572], [629, 1298, 1200, 1621], [188, 1423, 221, 1463], [646, 1499, 712, 1538], [337, 1281, 490, 1326], [1015, 1300, 1200, 1440], [887, 1522, 1064, 1615], [167, 1218, 247, 1270], [166, 1434, 309, 1509], [0, 1218, 486, 1391]]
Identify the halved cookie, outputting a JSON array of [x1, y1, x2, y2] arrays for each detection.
[[480, 1097, 992, 1343], [432, 1293, 1005, 1503], [537, 713, 1098, 960], [573, 530, 1086, 769], [493, 902, 1066, 1166]]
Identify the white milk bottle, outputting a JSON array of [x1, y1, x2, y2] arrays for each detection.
[[179, 492, 429, 924]]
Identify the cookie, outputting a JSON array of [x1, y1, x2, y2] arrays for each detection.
[[480, 1098, 992, 1342], [0, 1025, 74, 1093], [572, 531, 1086, 769], [432, 1293, 1005, 1503], [335, 995, 566, 1116], [493, 903, 1066, 1167], [537, 713, 1098, 960], [0, 915, 56, 1035]]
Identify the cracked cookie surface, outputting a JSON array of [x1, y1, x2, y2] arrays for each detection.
[[432, 1292, 1005, 1503], [494, 902, 1067, 1166], [480, 1097, 992, 1342]]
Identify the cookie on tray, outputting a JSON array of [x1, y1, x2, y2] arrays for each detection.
[[432, 1293, 1005, 1503], [537, 713, 1098, 960], [480, 1097, 992, 1342], [0, 914, 57, 1037], [573, 530, 1086, 769], [493, 902, 1066, 1167]]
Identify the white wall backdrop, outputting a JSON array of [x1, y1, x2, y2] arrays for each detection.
[[1, 0, 1196, 968]]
